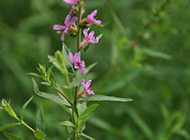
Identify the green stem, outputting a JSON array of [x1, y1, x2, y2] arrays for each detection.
[[77, 5, 82, 52], [22, 121, 35, 132], [72, 4, 82, 140], [65, 74, 73, 98], [22, 121, 45, 140]]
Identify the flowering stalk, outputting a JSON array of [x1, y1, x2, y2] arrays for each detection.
[[0, 0, 133, 140], [72, 3, 82, 139]]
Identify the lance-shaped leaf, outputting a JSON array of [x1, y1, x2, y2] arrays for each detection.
[[3, 131, 23, 140], [79, 133, 96, 140], [32, 78, 70, 106], [36, 107, 45, 133], [48, 52, 67, 75], [143, 48, 172, 60], [34, 130, 46, 140], [27, 73, 42, 78], [79, 95, 133, 102], [60, 121, 75, 127], [20, 96, 33, 120], [0, 123, 21, 132], [80, 104, 99, 118], [62, 43, 74, 72]]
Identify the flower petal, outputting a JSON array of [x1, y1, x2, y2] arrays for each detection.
[[60, 28, 69, 41], [81, 68, 88, 73], [64, 10, 72, 26], [64, 0, 78, 5], [86, 80, 92, 89], [90, 10, 98, 17], [89, 31, 95, 39], [53, 25, 66, 30], [68, 51, 75, 64], [83, 27, 90, 39], [74, 51, 81, 62], [81, 79, 86, 88], [69, 17, 78, 25]]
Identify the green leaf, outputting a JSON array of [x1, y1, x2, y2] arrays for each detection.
[[176, 129, 189, 139], [143, 48, 172, 60], [3, 131, 23, 140], [36, 107, 45, 133], [0, 123, 21, 132], [127, 109, 154, 140], [40, 82, 50, 86], [48, 55, 62, 71], [79, 95, 133, 102], [32, 78, 70, 106], [27, 73, 42, 78], [61, 106, 72, 114], [79, 133, 96, 140], [47, 65, 54, 80], [20, 96, 33, 120], [80, 104, 99, 118], [2, 99, 8, 107], [2, 100, 20, 121], [97, 33, 103, 40], [86, 62, 98, 73], [80, 113, 94, 123], [34, 130, 46, 140], [60, 121, 75, 127], [62, 43, 74, 72]]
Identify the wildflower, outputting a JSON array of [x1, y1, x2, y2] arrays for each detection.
[[81, 79, 95, 96], [68, 51, 88, 73], [63, 0, 80, 5], [87, 10, 102, 25], [80, 27, 99, 48], [53, 10, 78, 41]]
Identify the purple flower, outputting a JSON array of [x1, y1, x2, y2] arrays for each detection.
[[87, 10, 102, 25], [64, 0, 80, 5], [81, 79, 95, 96], [68, 51, 88, 73], [53, 10, 78, 41], [81, 27, 99, 48]]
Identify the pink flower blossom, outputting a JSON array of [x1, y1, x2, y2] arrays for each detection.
[[64, 0, 80, 5], [53, 10, 78, 41], [68, 51, 88, 73], [81, 79, 95, 96], [87, 10, 102, 25], [81, 27, 99, 48]]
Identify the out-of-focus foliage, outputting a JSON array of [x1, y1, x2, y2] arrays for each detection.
[[0, 0, 190, 139]]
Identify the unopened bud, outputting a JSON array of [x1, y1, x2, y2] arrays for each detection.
[[1, 99, 20, 121]]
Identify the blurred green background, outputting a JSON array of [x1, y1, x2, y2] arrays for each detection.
[[0, 0, 190, 139]]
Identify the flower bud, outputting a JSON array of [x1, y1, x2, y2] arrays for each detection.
[[1, 99, 20, 121]]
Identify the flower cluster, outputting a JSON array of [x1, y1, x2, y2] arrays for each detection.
[[53, 10, 78, 41], [68, 51, 88, 73], [53, 0, 102, 97]]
